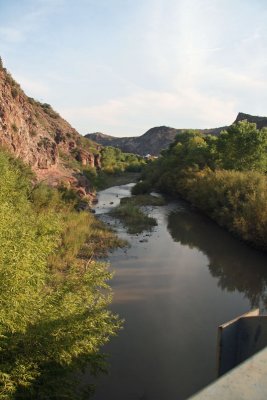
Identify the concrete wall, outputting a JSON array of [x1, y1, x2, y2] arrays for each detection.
[[188, 346, 267, 400]]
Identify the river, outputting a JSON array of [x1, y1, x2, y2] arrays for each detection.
[[90, 183, 267, 400]]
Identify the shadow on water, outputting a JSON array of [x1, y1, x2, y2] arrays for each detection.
[[91, 186, 267, 400], [167, 207, 267, 309]]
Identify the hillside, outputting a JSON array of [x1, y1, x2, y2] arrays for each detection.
[[234, 112, 267, 129], [0, 59, 101, 199], [86, 113, 267, 156]]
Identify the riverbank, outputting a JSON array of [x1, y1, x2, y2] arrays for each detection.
[[134, 122, 267, 251], [135, 168, 267, 251], [99, 171, 141, 189]]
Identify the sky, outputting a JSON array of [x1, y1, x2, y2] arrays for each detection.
[[0, 0, 267, 137]]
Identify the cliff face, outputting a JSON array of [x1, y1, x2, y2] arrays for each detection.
[[0, 63, 100, 197], [87, 113, 267, 156], [234, 112, 267, 130]]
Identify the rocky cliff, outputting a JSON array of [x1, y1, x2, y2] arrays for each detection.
[[234, 112, 267, 130], [0, 60, 100, 199], [86, 113, 267, 156]]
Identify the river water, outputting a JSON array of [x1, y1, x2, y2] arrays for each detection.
[[91, 183, 267, 400]]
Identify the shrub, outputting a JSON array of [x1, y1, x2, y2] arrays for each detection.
[[11, 86, 19, 98], [131, 180, 152, 195], [181, 169, 267, 249], [11, 123, 18, 133], [0, 151, 123, 399], [30, 129, 37, 137], [111, 202, 157, 234]]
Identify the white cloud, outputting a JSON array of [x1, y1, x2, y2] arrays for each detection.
[[61, 87, 236, 135], [2, 0, 266, 136]]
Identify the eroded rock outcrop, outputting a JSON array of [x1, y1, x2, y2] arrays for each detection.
[[0, 61, 100, 201]]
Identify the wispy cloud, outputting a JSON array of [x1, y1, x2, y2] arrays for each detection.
[[1, 0, 267, 135], [0, 0, 64, 43], [60, 87, 236, 135]]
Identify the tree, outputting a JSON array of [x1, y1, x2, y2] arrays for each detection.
[[216, 120, 267, 172]]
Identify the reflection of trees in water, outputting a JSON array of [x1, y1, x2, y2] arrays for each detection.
[[167, 209, 267, 308]]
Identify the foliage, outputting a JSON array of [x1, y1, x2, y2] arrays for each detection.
[[0, 151, 123, 399], [110, 194, 163, 234], [39, 103, 59, 119], [29, 129, 37, 137], [111, 202, 157, 234], [135, 120, 267, 249], [76, 136, 99, 154], [11, 123, 18, 133], [216, 121, 267, 172], [82, 151, 145, 191], [94, 171, 140, 190], [101, 146, 145, 174], [120, 194, 165, 207], [151, 121, 267, 174], [131, 180, 152, 195], [11, 87, 19, 99], [175, 169, 267, 249]]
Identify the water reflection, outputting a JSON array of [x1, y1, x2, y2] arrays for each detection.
[[91, 186, 267, 400], [167, 208, 267, 309]]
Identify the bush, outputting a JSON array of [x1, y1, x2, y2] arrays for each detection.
[[181, 169, 267, 249], [137, 122, 267, 249], [131, 180, 152, 195], [11, 123, 18, 133], [30, 129, 37, 137], [11, 86, 19, 98], [111, 202, 157, 234], [0, 151, 123, 399]]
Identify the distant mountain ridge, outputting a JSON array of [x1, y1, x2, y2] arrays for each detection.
[[86, 113, 267, 156], [234, 112, 267, 129]]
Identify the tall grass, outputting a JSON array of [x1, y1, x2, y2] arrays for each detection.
[[111, 202, 157, 234]]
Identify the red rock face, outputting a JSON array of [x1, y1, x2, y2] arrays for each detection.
[[0, 67, 99, 171], [0, 70, 58, 168], [0, 65, 101, 202], [75, 149, 101, 168]]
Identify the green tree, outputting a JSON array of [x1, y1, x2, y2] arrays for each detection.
[[216, 120, 267, 172]]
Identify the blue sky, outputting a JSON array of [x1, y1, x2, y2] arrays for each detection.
[[1, 0, 267, 136]]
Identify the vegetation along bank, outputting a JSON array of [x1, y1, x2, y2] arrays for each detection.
[[134, 120, 267, 250], [0, 150, 128, 400]]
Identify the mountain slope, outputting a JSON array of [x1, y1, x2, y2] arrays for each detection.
[[86, 113, 267, 156], [234, 112, 267, 129], [0, 61, 100, 197]]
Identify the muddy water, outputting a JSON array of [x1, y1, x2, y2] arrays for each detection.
[[91, 183, 267, 400]]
